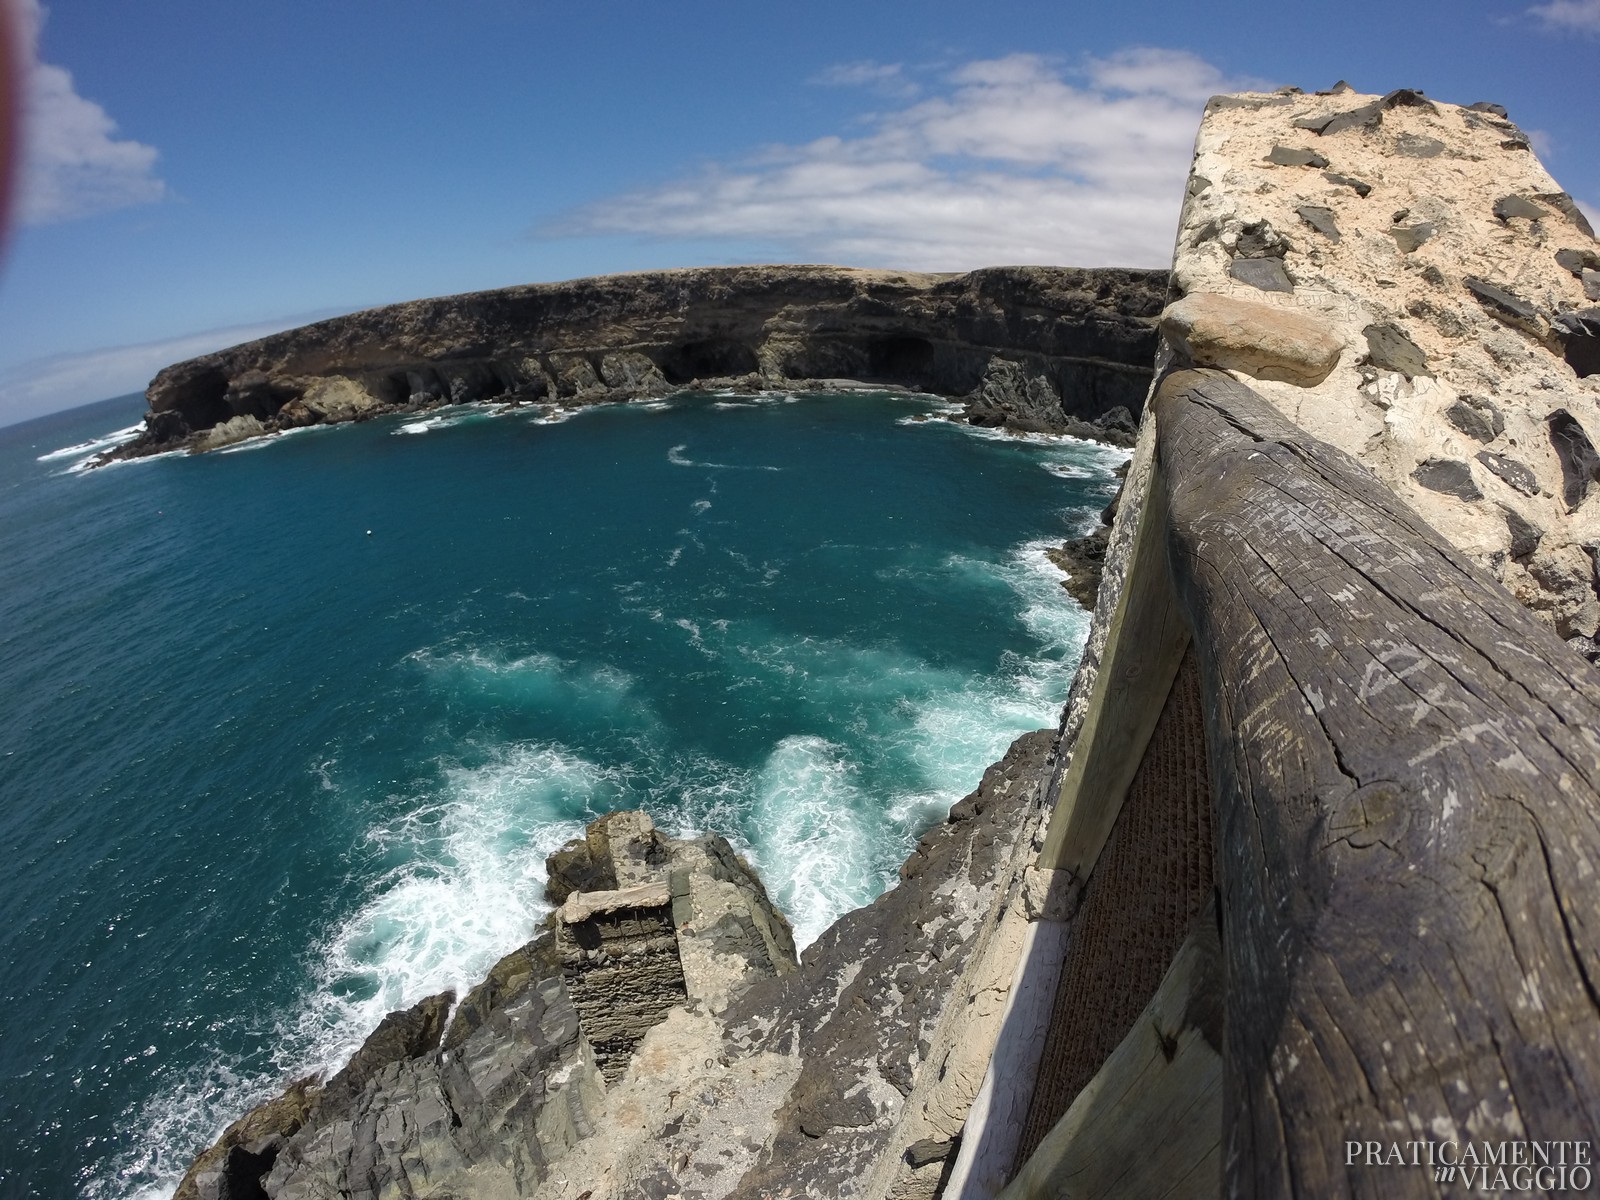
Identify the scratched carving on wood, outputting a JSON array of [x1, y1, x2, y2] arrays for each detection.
[[1154, 367, 1600, 1200]]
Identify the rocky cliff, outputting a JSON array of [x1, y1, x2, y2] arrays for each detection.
[[108, 265, 1164, 458], [176, 736, 1060, 1200]]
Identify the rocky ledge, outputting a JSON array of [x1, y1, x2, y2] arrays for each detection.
[[177, 730, 1058, 1200], [105, 265, 1164, 460]]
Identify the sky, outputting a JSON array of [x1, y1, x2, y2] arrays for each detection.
[[0, 0, 1596, 425]]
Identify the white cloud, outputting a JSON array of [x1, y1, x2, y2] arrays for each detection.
[[1528, 0, 1600, 32], [809, 60, 919, 99], [0, 311, 349, 425], [14, 0, 168, 224], [1579, 198, 1599, 231], [552, 49, 1263, 270]]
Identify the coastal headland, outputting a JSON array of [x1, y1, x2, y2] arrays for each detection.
[[109, 264, 1166, 459], [169, 83, 1600, 1200]]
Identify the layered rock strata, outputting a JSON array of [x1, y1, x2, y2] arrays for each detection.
[[1164, 86, 1600, 656], [177, 739, 1061, 1200], [107, 265, 1164, 459]]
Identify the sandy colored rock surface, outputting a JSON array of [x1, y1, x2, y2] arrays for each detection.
[[1167, 87, 1600, 649]]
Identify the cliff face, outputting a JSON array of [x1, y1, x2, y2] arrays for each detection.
[[115, 265, 1165, 456], [177, 739, 1059, 1200]]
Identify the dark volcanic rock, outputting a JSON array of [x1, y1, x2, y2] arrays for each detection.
[[1364, 322, 1432, 377], [1323, 171, 1373, 197], [1396, 133, 1446, 158], [1266, 145, 1329, 168], [1553, 309, 1600, 378], [1495, 195, 1550, 222], [1549, 409, 1600, 511], [1502, 505, 1543, 561], [1412, 458, 1483, 500], [1556, 248, 1600, 278], [1229, 257, 1293, 293], [1446, 395, 1506, 443], [1464, 276, 1544, 335], [1297, 205, 1341, 242], [1476, 450, 1541, 497], [1047, 529, 1111, 610], [1535, 192, 1597, 238], [109, 266, 1166, 460]]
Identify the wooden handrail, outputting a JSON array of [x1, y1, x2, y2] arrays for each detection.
[[1155, 367, 1600, 1196]]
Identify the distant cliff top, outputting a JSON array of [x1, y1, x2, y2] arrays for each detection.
[[111, 263, 1166, 459]]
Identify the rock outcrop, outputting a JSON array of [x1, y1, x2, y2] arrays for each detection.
[[176, 737, 1058, 1200], [1165, 86, 1600, 656], [108, 265, 1164, 458]]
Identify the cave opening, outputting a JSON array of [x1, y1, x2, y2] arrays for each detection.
[[658, 339, 759, 384], [865, 335, 935, 385]]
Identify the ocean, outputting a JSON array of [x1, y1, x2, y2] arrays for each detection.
[[0, 388, 1123, 1199]]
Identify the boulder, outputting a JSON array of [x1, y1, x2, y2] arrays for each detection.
[[1161, 293, 1344, 386]]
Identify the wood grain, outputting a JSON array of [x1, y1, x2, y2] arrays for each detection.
[[1154, 368, 1600, 1198]]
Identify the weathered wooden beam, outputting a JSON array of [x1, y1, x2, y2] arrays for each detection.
[[1155, 368, 1600, 1197], [1038, 433, 1192, 880], [999, 908, 1223, 1200]]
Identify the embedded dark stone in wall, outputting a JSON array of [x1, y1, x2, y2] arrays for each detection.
[[1446, 395, 1506, 443], [1390, 222, 1436, 253], [1297, 205, 1341, 242], [1501, 505, 1542, 561], [1475, 450, 1541, 497], [1323, 171, 1373, 197], [1585, 272, 1600, 303], [1235, 221, 1289, 259], [1548, 408, 1600, 511], [1396, 133, 1446, 158], [1228, 257, 1294, 293], [1468, 101, 1510, 118], [1553, 309, 1600, 378], [1494, 195, 1549, 222], [1411, 458, 1483, 500], [1535, 192, 1596, 237], [1464, 276, 1544, 335], [1266, 145, 1329, 168], [1556, 248, 1600, 277], [1364, 322, 1432, 377]]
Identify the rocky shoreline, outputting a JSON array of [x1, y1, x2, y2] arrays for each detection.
[[176, 729, 1064, 1200], [99, 265, 1165, 462]]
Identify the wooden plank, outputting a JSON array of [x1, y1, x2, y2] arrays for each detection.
[[944, 917, 1074, 1199], [1038, 442, 1192, 879], [999, 909, 1223, 1200], [1154, 368, 1600, 1198]]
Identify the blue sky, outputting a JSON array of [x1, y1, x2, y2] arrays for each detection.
[[0, 0, 1596, 423]]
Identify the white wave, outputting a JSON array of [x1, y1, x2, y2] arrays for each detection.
[[60, 446, 187, 475], [747, 736, 876, 949], [97, 743, 609, 1200], [215, 425, 326, 454], [37, 422, 143, 461], [692, 498, 712, 514], [667, 443, 782, 472]]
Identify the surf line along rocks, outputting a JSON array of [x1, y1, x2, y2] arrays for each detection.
[[175, 733, 1055, 1200]]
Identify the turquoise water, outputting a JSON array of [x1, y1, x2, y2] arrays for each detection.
[[0, 389, 1122, 1198]]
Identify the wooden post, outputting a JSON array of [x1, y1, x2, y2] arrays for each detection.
[[1155, 368, 1600, 1197], [999, 908, 1223, 1200]]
